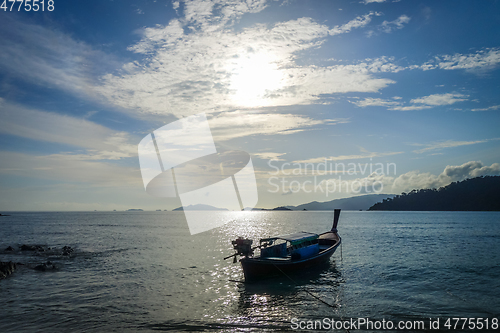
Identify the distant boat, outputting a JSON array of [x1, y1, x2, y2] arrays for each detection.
[[225, 209, 342, 282]]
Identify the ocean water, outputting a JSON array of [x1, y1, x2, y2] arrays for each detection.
[[0, 211, 499, 332]]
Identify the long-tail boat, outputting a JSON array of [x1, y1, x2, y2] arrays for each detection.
[[225, 209, 342, 282]]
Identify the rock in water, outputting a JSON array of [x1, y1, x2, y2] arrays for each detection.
[[0, 261, 17, 279], [62, 246, 74, 256], [34, 261, 56, 272], [20, 244, 46, 252]]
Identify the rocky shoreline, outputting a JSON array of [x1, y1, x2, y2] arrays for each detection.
[[0, 244, 75, 280]]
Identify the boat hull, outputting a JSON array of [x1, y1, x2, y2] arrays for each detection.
[[240, 233, 341, 282]]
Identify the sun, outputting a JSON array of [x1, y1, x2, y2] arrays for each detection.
[[228, 52, 284, 107]]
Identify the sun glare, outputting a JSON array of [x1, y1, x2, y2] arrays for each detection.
[[228, 52, 284, 107]]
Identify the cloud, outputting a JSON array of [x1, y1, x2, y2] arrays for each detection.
[[411, 138, 498, 154], [360, 0, 386, 4], [409, 93, 468, 106], [389, 105, 432, 111], [0, 15, 117, 101], [253, 152, 287, 161], [442, 161, 500, 178], [419, 48, 500, 73], [180, 0, 268, 28], [208, 111, 340, 140], [338, 56, 405, 73], [0, 151, 142, 187], [391, 161, 500, 192], [321, 161, 500, 195], [471, 105, 500, 112], [351, 97, 402, 107], [318, 172, 395, 195], [379, 15, 411, 33], [293, 150, 403, 164], [0, 100, 137, 160], [378, 93, 469, 111], [100, 10, 399, 116], [0, 8, 404, 122], [329, 12, 381, 35]]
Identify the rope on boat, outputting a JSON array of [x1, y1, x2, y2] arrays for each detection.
[[272, 264, 338, 309], [272, 264, 351, 333]]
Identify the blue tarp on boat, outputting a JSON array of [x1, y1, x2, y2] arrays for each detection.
[[276, 231, 318, 245]]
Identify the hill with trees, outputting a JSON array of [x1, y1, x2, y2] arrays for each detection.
[[369, 176, 500, 211]]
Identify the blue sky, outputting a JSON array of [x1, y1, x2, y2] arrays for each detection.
[[0, 0, 499, 211]]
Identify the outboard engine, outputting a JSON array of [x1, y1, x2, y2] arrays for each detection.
[[231, 237, 253, 257]]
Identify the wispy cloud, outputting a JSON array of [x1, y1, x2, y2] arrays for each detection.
[[409, 93, 468, 106], [379, 15, 411, 33], [471, 105, 500, 111], [180, 0, 268, 28], [389, 105, 432, 111], [411, 138, 498, 154], [0, 151, 142, 187], [353, 93, 467, 110], [360, 0, 386, 4], [293, 150, 403, 164], [208, 111, 342, 141], [253, 152, 287, 161], [329, 12, 381, 35], [366, 14, 411, 36], [351, 97, 402, 107], [0, 100, 137, 160], [0, 15, 117, 101]]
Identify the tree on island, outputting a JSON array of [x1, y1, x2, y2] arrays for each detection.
[[369, 176, 500, 211]]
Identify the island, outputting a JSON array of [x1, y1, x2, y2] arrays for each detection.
[[173, 204, 229, 211], [272, 206, 292, 211]]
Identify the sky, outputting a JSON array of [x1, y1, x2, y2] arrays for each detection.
[[0, 0, 499, 211]]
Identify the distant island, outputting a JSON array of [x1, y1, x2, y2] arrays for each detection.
[[369, 176, 500, 211], [127, 209, 144, 211], [250, 194, 394, 211], [173, 204, 229, 211], [252, 206, 292, 211], [287, 193, 394, 211]]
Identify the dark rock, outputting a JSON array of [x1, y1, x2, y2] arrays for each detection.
[[5, 246, 14, 251], [34, 264, 46, 271], [20, 244, 45, 252], [62, 246, 74, 256], [34, 261, 56, 272], [21, 244, 34, 251], [0, 261, 17, 279]]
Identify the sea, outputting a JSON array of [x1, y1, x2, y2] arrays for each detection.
[[0, 211, 499, 332]]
